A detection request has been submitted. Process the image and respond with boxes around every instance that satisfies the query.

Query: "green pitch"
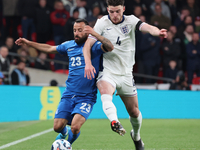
[0,119,199,150]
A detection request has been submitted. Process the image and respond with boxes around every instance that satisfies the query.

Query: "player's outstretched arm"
[83,38,96,80]
[15,38,57,53]
[140,23,168,38]
[83,26,114,80]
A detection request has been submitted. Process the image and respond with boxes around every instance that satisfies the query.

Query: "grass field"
[0,119,200,150]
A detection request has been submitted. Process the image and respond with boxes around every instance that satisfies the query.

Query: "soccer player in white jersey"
[83,0,168,149]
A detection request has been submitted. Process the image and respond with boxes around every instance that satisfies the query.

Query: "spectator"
[161,31,181,70]
[164,60,179,80]
[125,0,152,21]
[133,5,143,18]
[186,32,200,84]
[0,46,10,84]
[2,0,20,41]
[140,0,154,22]
[194,16,200,33]
[184,0,200,20]
[165,0,179,24]
[11,60,30,85]
[87,0,107,15]
[86,3,101,27]
[177,15,194,38]
[64,8,79,41]
[140,31,161,83]
[169,25,182,44]
[17,44,38,64]
[182,24,194,45]
[61,0,74,12]
[0,72,4,85]
[179,24,194,71]
[150,0,171,19]
[79,0,90,18]
[5,36,18,64]
[174,7,190,28]
[134,0,152,21]
[35,0,52,43]
[169,70,190,90]
[150,4,171,30]
[50,0,70,45]
[70,0,88,19]
[17,0,38,41]
[16,49,31,67]
[35,52,51,70]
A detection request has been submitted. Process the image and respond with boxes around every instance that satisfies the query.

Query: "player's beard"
[74,34,88,45]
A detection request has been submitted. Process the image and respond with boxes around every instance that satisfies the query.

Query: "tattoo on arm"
[102,37,113,51]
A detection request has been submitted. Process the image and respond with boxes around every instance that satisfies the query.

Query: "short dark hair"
[73,8,79,14]
[75,18,89,25]
[106,0,125,6]
[17,60,26,65]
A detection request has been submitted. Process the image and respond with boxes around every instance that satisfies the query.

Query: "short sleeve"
[129,15,140,30]
[91,41,104,56]
[56,41,70,55]
[93,18,104,35]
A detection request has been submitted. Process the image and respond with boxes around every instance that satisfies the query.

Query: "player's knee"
[53,123,64,132]
[99,88,108,94]
[71,124,81,134]
[129,107,140,118]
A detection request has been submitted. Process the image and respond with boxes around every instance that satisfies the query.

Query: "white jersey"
[93,15,142,75]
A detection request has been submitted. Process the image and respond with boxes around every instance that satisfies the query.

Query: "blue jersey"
[56,40,104,97]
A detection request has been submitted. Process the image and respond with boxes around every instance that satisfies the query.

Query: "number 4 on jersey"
[116,36,121,46]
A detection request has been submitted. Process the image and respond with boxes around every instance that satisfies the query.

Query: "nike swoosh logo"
[106,28,112,30]
[68,48,74,51]
[105,107,112,110]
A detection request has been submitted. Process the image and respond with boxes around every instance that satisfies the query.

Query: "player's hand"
[84,63,96,80]
[84,25,95,35]
[159,29,168,38]
[15,37,29,46]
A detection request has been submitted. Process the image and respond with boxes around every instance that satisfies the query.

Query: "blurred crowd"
[0,0,200,86]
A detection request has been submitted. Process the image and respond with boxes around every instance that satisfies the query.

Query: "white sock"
[101,94,119,122]
[130,112,142,141]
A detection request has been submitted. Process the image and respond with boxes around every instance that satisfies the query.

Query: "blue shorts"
[54,95,96,125]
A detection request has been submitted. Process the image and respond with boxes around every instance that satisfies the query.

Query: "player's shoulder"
[60,40,75,46]
[58,40,76,48]
[96,15,110,24]
[99,15,109,21]
[124,15,140,23]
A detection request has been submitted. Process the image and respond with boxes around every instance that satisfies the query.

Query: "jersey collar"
[108,15,125,24]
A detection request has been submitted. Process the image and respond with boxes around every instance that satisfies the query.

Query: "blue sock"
[59,126,67,135]
[67,130,80,144]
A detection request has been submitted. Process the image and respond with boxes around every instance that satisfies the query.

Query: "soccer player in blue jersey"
[15,18,113,145]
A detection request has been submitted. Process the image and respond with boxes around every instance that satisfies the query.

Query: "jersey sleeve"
[129,15,141,30]
[56,41,70,55]
[93,18,104,35]
[91,41,104,56]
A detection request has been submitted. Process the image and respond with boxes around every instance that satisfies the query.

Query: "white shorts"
[97,70,137,96]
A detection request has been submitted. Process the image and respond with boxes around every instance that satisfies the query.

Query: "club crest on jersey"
[120,25,129,34]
